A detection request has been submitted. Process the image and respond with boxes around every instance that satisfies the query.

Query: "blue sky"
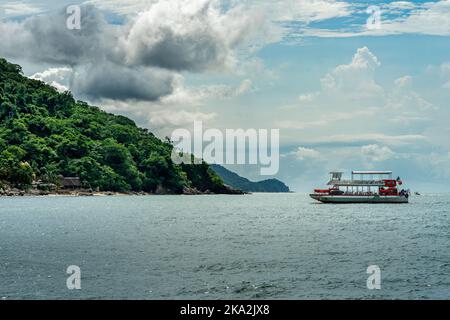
[1,0,450,191]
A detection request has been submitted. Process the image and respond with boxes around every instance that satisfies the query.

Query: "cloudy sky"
[1,0,450,191]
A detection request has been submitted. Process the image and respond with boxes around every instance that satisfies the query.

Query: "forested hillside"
[0,58,232,194]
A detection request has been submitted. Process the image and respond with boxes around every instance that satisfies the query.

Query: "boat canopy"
[327,170,394,186]
[352,171,392,175]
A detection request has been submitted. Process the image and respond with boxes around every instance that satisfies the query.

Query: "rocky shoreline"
[0,185,245,197]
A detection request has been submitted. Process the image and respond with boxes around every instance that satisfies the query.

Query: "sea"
[0,193,449,300]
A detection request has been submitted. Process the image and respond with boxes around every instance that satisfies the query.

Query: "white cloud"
[30,67,73,92]
[318,47,384,102]
[305,133,427,147]
[148,109,217,127]
[269,0,352,23]
[84,0,156,14]
[295,147,321,160]
[198,78,254,98]
[117,0,269,72]
[89,0,353,24]
[386,1,418,11]
[0,1,43,18]
[276,47,386,132]
[1,1,263,104]
[276,119,328,129]
[441,62,450,76]
[298,92,318,104]
[361,144,395,162]
[96,98,218,138]
[301,0,450,37]
[394,75,413,89]
[387,75,436,113]
[160,76,253,107]
[94,74,252,137]
[86,0,355,45]
[380,0,450,36]
[276,48,437,151]
[275,108,378,129]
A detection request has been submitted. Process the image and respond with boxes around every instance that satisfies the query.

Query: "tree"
[10,162,34,185]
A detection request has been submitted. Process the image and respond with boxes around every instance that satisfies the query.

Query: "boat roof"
[326,170,395,186]
[352,171,392,175]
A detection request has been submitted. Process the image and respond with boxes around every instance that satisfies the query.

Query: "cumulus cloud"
[30,67,73,92]
[2,2,256,71]
[276,47,437,147]
[264,0,352,23]
[383,75,436,128]
[148,109,217,127]
[320,47,383,99]
[361,144,395,162]
[88,0,353,28]
[298,92,318,104]
[194,79,253,100]
[0,1,43,18]
[379,0,450,36]
[119,0,266,72]
[0,1,263,103]
[300,0,450,37]
[0,6,114,65]
[84,0,156,14]
[94,74,251,137]
[153,76,253,108]
[295,147,321,160]
[276,47,390,138]
[386,1,418,11]
[388,75,436,112]
[71,62,175,101]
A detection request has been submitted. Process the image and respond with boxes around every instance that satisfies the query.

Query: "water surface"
[0,193,449,299]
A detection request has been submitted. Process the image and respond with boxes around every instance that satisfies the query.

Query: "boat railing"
[327,179,386,186]
[343,191,378,196]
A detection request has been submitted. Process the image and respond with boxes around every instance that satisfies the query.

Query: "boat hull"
[309,194,409,204]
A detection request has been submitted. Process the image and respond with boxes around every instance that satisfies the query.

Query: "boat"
[310,171,410,204]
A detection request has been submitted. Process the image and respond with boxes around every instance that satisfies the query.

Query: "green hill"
[211,165,290,193]
[0,58,237,194]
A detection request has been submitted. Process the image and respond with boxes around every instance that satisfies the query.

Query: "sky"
[0,0,449,192]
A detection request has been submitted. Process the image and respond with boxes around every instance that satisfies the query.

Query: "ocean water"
[0,193,449,300]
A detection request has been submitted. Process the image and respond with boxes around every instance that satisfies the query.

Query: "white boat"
[310,171,409,204]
